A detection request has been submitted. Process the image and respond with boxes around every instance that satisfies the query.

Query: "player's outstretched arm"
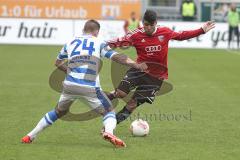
[55,59,67,73]
[111,53,147,72]
[171,21,215,41]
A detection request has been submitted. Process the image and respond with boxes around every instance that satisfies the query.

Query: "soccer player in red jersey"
[106,10,215,124]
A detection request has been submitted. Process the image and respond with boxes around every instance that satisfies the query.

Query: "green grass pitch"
[0,45,240,160]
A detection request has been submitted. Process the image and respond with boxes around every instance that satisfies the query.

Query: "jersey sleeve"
[107,32,133,48]
[100,42,117,59]
[57,44,68,60]
[170,28,205,41]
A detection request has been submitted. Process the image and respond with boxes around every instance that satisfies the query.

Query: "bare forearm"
[57,64,67,73]
[111,53,138,69]
[55,59,67,73]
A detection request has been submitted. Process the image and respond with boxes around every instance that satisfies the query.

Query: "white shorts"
[57,83,113,113]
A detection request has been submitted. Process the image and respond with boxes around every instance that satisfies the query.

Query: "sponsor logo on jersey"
[145,45,162,52]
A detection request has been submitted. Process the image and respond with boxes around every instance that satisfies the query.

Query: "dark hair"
[143,10,157,24]
[83,19,100,33]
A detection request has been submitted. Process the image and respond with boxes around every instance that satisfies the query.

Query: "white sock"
[103,112,116,135]
[27,110,58,139]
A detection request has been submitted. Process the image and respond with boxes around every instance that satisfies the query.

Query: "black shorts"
[117,68,163,105]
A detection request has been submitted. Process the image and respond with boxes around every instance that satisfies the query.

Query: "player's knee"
[115,89,127,98]
[126,99,137,112]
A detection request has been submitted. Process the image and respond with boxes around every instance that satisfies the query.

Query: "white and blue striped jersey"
[57,35,117,88]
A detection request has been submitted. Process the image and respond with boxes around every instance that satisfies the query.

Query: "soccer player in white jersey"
[21,19,147,148]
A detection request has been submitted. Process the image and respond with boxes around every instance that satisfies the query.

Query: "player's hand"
[135,62,148,72]
[201,21,215,33]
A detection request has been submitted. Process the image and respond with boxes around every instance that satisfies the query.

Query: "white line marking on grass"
[225,49,240,55]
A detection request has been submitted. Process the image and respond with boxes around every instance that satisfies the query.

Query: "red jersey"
[108,26,205,79]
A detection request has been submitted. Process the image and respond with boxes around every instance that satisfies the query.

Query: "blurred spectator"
[227,4,239,49]
[223,3,230,16]
[213,3,229,22]
[180,0,197,21]
[124,12,140,34]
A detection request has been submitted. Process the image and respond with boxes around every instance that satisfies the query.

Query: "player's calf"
[21,109,58,143]
[116,99,137,124]
[116,93,155,124]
